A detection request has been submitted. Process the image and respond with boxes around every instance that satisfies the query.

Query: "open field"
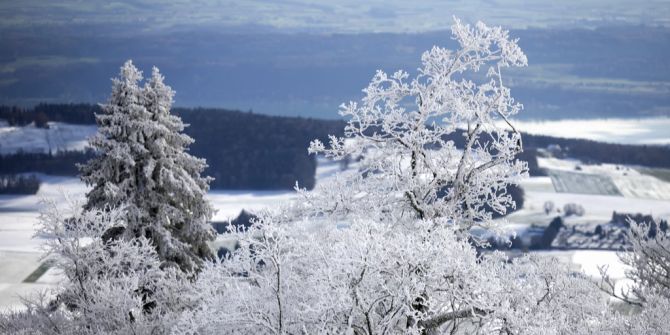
[539,157,670,201]
[0,122,96,155]
[509,118,670,145]
[548,170,621,196]
[519,189,670,222]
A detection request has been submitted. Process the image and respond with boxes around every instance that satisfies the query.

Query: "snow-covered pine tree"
[80,61,215,272]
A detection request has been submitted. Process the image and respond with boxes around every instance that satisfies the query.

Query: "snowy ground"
[533,249,633,298]
[0,121,96,155]
[520,190,670,222]
[0,176,87,310]
[504,157,670,298]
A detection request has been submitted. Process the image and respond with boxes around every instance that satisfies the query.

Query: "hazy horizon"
[1,1,669,120]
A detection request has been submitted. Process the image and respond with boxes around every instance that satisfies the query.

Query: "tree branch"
[417,307,489,330]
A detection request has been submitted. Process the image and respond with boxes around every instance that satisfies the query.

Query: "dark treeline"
[611,211,668,237]
[173,108,344,190]
[0,174,41,195]
[2,103,670,189]
[0,150,96,176]
[0,103,99,126]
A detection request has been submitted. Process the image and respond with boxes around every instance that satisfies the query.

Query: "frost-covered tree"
[600,219,670,334]
[620,221,670,301]
[1,62,214,334]
[176,213,611,334]
[79,61,215,272]
[307,18,528,234]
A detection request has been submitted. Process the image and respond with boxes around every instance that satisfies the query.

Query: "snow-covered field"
[517,157,670,223]
[538,157,670,201]
[548,170,621,196]
[507,117,670,145]
[0,154,330,310]
[0,121,96,155]
[0,176,85,310]
[516,187,670,226]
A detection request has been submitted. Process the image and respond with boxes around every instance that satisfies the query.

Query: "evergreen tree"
[80,61,215,272]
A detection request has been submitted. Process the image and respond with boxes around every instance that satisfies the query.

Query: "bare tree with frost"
[306,18,528,233]
[79,61,215,272]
